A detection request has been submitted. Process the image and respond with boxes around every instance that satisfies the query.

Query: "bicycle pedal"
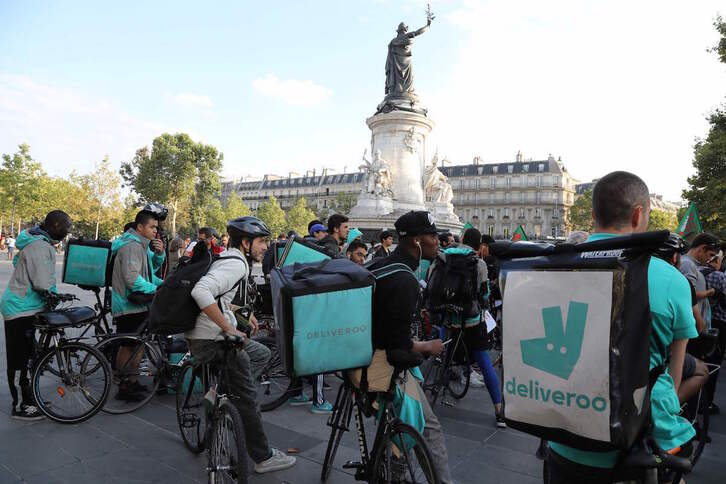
[342,460,363,470]
[442,399,453,407]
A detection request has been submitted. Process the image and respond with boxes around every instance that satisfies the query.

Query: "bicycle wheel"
[96,335,162,414]
[177,360,208,454]
[321,385,353,482]
[446,340,470,400]
[33,342,111,424]
[208,399,248,484]
[421,355,444,407]
[254,337,293,412]
[371,421,440,484]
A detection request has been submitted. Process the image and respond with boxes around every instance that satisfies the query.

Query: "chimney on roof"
[548,154,555,162]
[516,150,523,162]
[473,156,481,165]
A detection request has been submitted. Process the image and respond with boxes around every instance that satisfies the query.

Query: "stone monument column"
[366,112,433,212]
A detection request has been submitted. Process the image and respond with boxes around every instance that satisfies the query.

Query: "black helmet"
[652,233,686,261]
[227,216,270,239]
[142,202,168,221]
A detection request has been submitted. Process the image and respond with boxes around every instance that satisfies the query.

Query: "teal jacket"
[110,229,163,317]
[1,228,58,320]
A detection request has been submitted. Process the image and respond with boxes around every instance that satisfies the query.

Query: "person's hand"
[427,339,444,356]
[249,313,259,337]
[151,239,164,254]
[226,328,247,341]
[707,288,716,297]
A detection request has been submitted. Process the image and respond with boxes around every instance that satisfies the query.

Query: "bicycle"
[321,349,440,484]
[94,320,191,413]
[175,337,248,483]
[31,292,112,423]
[421,324,471,407]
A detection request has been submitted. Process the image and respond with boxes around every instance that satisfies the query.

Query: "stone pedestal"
[426,201,460,225]
[366,111,434,212]
[349,193,393,218]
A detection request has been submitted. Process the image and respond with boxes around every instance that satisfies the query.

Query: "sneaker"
[11,404,44,421]
[495,410,507,429]
[469,372,486,388]
[311,400,334,414]
[254,448,296,474]
[287,394,312,406]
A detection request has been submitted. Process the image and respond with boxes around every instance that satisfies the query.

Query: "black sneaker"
[11,404,44,421]
[495,411,507,429]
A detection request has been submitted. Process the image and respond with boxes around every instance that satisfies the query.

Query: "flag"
[460,222,473,237]
[676,202,702,237]
[512,225,528,241]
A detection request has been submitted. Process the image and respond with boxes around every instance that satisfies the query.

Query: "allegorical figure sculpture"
[359,149,393,197]
[424,152,453,204]
[382,6,435,106]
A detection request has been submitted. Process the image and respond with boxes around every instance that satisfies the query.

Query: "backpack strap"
[209,255,247,311]
[370,262,417,282]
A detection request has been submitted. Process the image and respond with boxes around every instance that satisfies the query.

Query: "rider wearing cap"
[367,210,453,484]
[184,216,296,475]
[141,203,169,278]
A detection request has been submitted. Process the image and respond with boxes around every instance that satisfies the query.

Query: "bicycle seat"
[38,306,96,328]
[613,436,692,481]
[386,349,423,372]
[687,328,720,359]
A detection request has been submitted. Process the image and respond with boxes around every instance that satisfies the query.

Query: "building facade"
[222,153,579,239]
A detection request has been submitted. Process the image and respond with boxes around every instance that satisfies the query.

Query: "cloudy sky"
[1,0,724,200]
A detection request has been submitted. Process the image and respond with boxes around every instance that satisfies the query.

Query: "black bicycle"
[31,292,111,423]
[421,324,471,407]
[321,350,440,484]
[175,337,248,483]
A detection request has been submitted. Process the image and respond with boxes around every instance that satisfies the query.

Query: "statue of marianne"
[384,6,434,102]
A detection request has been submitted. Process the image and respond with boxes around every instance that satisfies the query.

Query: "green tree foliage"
[257,196,286,237]
[76,156,125,239]
[647,209,677,232]
[709,15,726,64]
[120,133,223,235]
[285,197,317,236]
[331,192,357,215]
[568,190,593,232]
[224,192,251,221]
[0,143,44,234]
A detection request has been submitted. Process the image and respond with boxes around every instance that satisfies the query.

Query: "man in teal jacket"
[111,210,163,400]
[1,210,72,420]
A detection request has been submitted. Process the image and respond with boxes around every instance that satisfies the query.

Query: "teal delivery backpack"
[277,236,331,268]
[270,258,375,377]
[62,238,112,288]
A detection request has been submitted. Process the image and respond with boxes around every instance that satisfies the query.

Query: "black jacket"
[317,234,342,258]
[369,246,421,352]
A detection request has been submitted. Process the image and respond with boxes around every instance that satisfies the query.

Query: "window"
[490,177,495,189]
[488,225,494,236]
[489,192,494,203]
[519,208,525,219]
[538,163,545,172]
[507,165,513,174]
[478,167,484,175]
[520,192,525,203]
[506,177,511,189]
[505,192,511,202]
[503,208,510,218]
[523,164,529,173]
[503,226,510,238]
[488,209,494,218]
[493,166,498,174]
[535,208,542,218]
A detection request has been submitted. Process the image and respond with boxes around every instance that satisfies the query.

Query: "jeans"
[187,337,272,463]
[410,376,454,484]
[544,447,615,484]
[473,350,502,405]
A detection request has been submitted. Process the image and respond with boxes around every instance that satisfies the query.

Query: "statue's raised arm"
[409,5,434,38]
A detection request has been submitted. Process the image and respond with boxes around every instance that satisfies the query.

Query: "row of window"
[449,175,568,190]
[458,207,562,220]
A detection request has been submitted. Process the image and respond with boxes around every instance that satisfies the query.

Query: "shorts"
[113,312,148,334]
[3,316,36,371]
[682,353,696,380]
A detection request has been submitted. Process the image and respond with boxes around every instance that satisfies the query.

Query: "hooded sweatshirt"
[111,229,163,317]
[1,227,58,320]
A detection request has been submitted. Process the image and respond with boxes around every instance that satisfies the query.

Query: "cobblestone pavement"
[0,260,723,483]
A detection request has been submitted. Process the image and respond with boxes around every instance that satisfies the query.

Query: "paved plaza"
[0,260,723,484]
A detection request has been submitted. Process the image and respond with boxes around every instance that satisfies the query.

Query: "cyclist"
[371,229,394,259]
[141,202,168,278]
[545,171,697,484]
[185,216,296,474]
[346,239,368,266]
[1,210,72,420]
[317,214,349,257]
[680,233,719,331]
[368,210,452,484]
[110,209,164,400]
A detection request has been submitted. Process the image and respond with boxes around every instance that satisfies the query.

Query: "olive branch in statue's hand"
[426,3,435,24]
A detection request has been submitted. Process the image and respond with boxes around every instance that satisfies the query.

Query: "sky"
[1,0,724,201]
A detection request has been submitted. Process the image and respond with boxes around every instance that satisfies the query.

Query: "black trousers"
[3,316,37,407]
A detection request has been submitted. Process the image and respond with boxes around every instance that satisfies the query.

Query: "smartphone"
[442,338,452,346]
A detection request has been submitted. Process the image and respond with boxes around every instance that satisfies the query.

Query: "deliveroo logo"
[520,301,588,380]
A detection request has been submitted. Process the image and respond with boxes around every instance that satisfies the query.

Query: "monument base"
[349,193,393,218]
[426,201,461,226]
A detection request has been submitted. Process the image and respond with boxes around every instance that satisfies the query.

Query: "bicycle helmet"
[652,232,686,262]
[227,216,271,239]
[141,202,168,221]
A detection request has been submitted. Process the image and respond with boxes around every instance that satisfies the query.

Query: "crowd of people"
[0,169,724,483]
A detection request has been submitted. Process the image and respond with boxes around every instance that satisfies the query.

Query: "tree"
[77,156,124,239]
[0,144,44,235]
[257,196,286,237]
[120,133,223,235]
[330,192,357,215]
[224,192,251,221]
[202,198,227,235]
[568,190,593,232]
[647,209,677,232]
[285,197,317,236]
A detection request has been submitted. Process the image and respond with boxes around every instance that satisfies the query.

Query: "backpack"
[497,231,670,452]
[148,252,245,335]
[425,251,481,318]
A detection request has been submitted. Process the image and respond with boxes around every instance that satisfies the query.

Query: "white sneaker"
[254,448,296,474]
[11,404,44,421]
[469,372,486,388]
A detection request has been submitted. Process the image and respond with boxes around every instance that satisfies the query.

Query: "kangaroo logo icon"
[520,301,588,380]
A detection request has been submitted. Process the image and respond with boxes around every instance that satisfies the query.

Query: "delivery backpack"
[495,230,670,452]
[148,252,245,335]
[425,251,481,318]
[62,238,112,288]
